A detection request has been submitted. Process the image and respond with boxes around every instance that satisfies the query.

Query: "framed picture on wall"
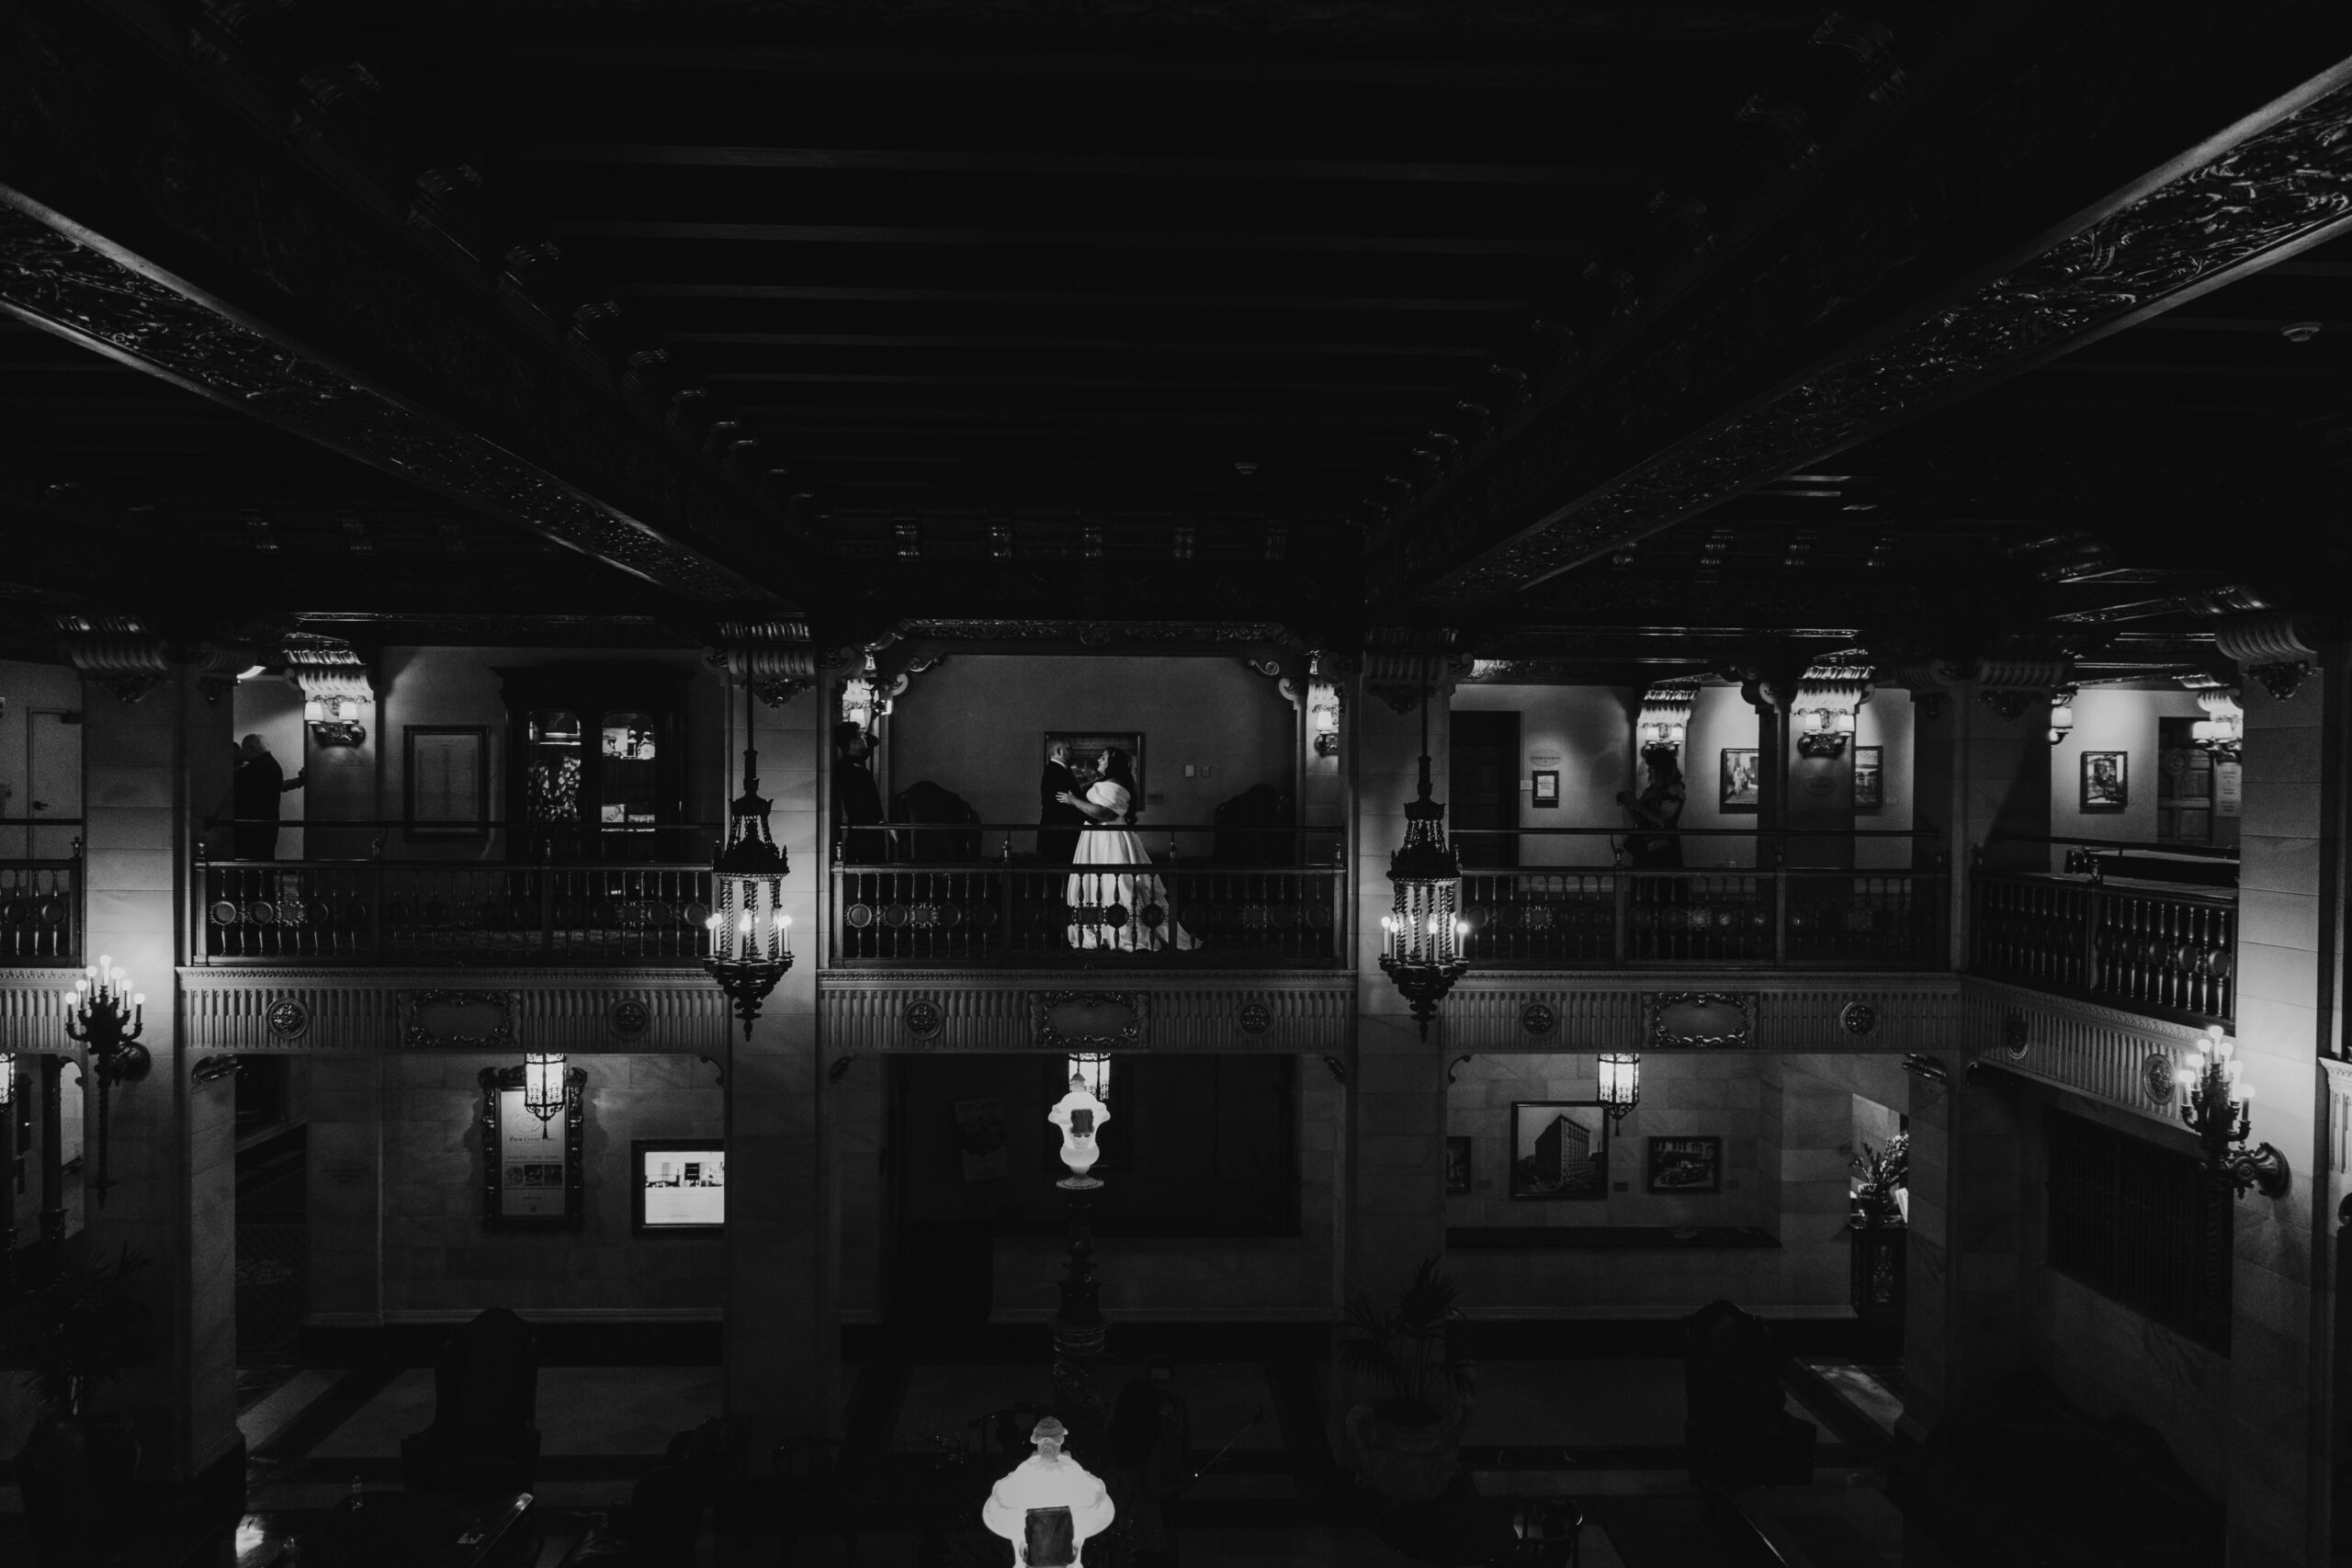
[479,1065,585,1231]
[1046,732,1146,809]
[1645,1136,1723,1194]
[1530,769,1560,808]
[1444,1135,1473,1194]
[1852,746,1884,809]
[633,1139,725,1233]
[1508,1101,1609,1201]
[1718,750,1761,814]
[405,726,490,840]
[2081,750,2129,812]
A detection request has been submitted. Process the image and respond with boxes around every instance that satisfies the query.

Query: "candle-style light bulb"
[132,993,145,1009]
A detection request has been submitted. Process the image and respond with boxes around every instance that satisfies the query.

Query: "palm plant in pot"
[1338,1255,1475,1503]
[4,1247,157,1555]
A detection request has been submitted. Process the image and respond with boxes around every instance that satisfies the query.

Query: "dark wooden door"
[1450,712,1519,869]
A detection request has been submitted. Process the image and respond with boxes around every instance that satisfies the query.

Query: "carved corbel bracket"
[711,619,818,708]
[61,630,172,705]
[2214,611,2321,700]
[282,643,374,739]
[1360,629,1468,715]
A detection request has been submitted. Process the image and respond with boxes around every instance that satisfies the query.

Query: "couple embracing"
[1038,741,1198,953]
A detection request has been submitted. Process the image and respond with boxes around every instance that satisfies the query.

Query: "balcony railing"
[195,860,715,964]
[1971,869,2235,1026]
[1458,868,1945,968]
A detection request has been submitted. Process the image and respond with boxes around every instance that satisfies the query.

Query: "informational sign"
[499,1088,568,1218]
[2214,761,2243,818]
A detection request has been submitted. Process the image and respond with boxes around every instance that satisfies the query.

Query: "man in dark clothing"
[1036,740,1085,864]
[832,722,887,862]
[232,734,306,860]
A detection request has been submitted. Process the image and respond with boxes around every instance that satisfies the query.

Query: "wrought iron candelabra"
[2177,1026,2288,1198]
[64,955,149,1208]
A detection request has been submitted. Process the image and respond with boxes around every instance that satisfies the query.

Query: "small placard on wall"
[1531,769,1560,807]
[2215,761,2243,818]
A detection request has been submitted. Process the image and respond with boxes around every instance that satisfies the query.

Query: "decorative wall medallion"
[1235,1001,1272,1036]
[2004,1014,2031,1060]
[1033,991,1146,1052]
[1838,1001,1878,1037]
[1645,992,1755,1049]
[2144,1054,2178,1106]
[608,998,651,1039]
[904,999,944,1039]
[265,998,310,1039]
[399,990,521,1050]
[1521,1002,1558,1037]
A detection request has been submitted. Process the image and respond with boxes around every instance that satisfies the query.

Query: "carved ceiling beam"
[1367,28,2352,608]
[0,1,787,612]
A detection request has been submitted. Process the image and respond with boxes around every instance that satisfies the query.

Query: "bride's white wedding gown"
[1064,781,1199,951]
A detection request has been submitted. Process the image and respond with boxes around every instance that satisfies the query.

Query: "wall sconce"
[1637,719,1688,752]
[304,694,368,748]
[2046,687,2076,747]
[1047,1073,1112,1190]
[1598,1054,1641,1123]
[2177,1027,2288,1197]
[1310,702,1340,758]
[66,955,148,1209]
[1636,680,1696,758]
[522,1050,567,1133]
[2190,689,2243,762]
[1794,705,1858,758]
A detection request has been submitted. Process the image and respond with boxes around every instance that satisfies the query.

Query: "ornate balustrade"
[0,859,80,964]
[830,863,1345,966]
[1971,872,2234,1026]
[195,860,714,964]
[1456,869,1943,970]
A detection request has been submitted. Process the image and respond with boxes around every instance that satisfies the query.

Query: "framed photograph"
[956,1096,1010,1184]
[1046,731,1146,809]
[1718,749,1761,814]
[1444,1135,1473,1194]
[1530,769,1560,808]
[1852,746,1883,809]
[1645,1135,1723,1195]
[406,726,489,840]
[633,1139,725,1233]
[2081,750,2129,812]
[479,1065,584,1231]
[1509,1101,1609,1201]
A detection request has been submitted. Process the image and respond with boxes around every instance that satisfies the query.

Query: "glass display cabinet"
[496,665,690,861]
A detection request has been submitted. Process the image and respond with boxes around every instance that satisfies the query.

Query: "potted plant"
[4,1247,157,1557]
[1338,1255,1475,1503]
[1851,1133,1910,1224]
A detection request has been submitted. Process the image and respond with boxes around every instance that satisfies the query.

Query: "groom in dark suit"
[1036,740,1085,863]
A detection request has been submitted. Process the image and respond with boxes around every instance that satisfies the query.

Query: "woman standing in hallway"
[1060,749,1197,952]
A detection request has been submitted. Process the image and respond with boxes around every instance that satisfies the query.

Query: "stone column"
[719,641,835,1456]
[70,647,241,1501]
[2214,615,2335,1567]
[1903,659,2057,966]
[1336,649,1453,1449]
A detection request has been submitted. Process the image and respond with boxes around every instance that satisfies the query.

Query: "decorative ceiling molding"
[894,618,1303,648]
[1372,53,2352,607]
[0,2,787,610]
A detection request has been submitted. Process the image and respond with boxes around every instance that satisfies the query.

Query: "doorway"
[1450,711,1519,869]
[26,708,81,861]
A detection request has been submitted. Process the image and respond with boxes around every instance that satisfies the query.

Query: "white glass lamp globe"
[1046,1075,1111,1190]
[981,1416,1115,1567]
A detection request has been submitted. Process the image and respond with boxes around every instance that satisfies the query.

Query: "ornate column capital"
[2211,610,2324,700]
[709,619,817,708]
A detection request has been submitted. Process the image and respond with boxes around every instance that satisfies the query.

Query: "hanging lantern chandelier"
[1379,693,1469,1038]
[522,1049,567,1133]
[1598,1054,1641,1123]
[705,672,794,1038]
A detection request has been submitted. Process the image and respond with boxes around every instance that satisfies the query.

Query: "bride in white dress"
[1059,749,1199,952]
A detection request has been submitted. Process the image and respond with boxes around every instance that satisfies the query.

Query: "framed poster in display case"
[1530,769,1560,808]
[405,726,489,840]
[1718,750,1760,814]
[1508,1101,1609,1201]
[2081,751,2129,812]
[633,1139,726,1233]
[479,1064,585,1230]
[1851,746,1883,809]
[1645,1135,1723,1194]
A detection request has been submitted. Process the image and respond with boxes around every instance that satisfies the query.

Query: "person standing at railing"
[1059,748,1197,952]
[1618,753,1686,870]
[1036,740,1086,864]
[832,722,887,863]
[232,733,307,861]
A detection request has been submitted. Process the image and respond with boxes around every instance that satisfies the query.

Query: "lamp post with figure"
[1046,1071,1112,1442]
